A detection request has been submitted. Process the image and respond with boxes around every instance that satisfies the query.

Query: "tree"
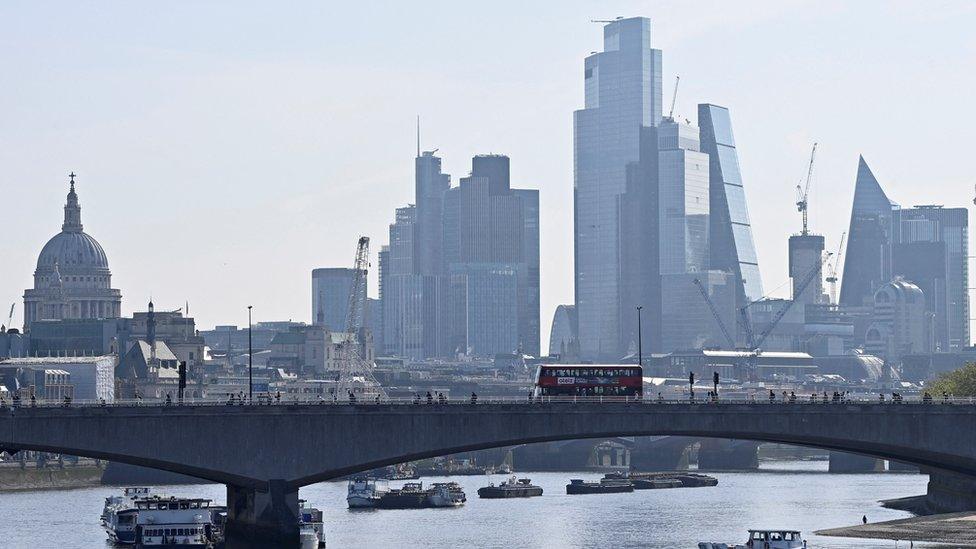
[926,363,976,397]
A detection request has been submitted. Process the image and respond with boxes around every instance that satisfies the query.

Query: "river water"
[0,461,940,548]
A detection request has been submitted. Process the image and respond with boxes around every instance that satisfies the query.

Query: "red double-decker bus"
[533,364,643,398]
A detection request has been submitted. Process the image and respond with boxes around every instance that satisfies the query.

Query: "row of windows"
[143,527,204,537]
[541,368,640,378]
[539,386,641,396]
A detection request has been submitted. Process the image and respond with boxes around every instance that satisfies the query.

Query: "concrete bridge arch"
[3,401,974,547]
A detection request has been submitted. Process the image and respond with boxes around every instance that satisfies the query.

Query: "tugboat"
[347,477,389,509]
[566,477,634,495]
[477,476,543,498]
[375,482,430,509]
[101,487,159,544]
[427,482,466,507]
[699,529,806,549]
[132,497,223,548]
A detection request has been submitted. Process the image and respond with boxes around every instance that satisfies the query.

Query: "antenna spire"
[416,115,421,157]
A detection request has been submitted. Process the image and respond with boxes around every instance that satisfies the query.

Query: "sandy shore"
[816,511,976,546]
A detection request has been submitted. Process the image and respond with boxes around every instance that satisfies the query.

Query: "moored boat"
[299,499,326,548]
[375,482,429,509]
[133,497,223,548]
[347,477,389,509]
[427,482,466,507]
[566,477,634,495]
[477,476,543,498]
[101,487,159,544]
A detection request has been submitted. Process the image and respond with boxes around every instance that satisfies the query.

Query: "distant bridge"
[2,399,975,547]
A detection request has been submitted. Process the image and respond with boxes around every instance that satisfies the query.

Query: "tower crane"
[795,142,818,235]
[667,76,680,121]
[825,232,846,305]
[692,278,736,349]
[692,251,832,380]
[6,303,14,330]
[335,236,386,400]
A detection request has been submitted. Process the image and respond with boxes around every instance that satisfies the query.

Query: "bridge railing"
[2,393,975,409]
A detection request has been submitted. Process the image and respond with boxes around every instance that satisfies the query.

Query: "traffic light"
[178,361,187,402]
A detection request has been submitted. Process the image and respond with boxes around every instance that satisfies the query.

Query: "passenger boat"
[101,487,158,544]
[565,477,634,495]
[699,529,806,549]
[477,476,543,498]
[427,482,466,507]
[375,482,429,509]
[133,497,223,548]
[298,499,326,548]
[347,477,389,508]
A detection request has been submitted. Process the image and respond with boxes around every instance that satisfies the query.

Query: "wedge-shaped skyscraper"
[839,156,897,307]
[698,104,764,306]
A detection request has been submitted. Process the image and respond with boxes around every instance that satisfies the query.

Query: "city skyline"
[2,2,975,345]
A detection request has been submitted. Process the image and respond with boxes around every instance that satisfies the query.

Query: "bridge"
[2,398,975,547]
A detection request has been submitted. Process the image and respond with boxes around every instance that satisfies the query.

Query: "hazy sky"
[2,1,974,347]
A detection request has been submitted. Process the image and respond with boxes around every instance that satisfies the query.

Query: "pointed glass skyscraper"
[839,156,898,307]
[698,104,764,305]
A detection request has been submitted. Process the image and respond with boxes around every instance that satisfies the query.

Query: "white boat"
[101,487,158,544]
[699,529,806,549]
[426,482,466,507]
[300,523,322,549]
[347,477,388,508]
[299,499,325,548]
[134,497,221,548]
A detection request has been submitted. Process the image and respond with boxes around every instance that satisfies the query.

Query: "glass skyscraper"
[839,156,897,307]
[574,17,662,361]
[311,268,356,331]
[698,104,764,305]
[893,205,969,351]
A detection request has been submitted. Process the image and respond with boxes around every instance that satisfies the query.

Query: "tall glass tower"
[839,156,897,307]
[698,104,764,305]
[574,17,662,361]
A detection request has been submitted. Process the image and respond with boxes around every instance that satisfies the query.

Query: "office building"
[789,234,826,306]
[892,206,969,351]
[440,155,539,357]
[548,305,579,357]
[839,157,897,307]
[311,268,356,331]
[864,278,932,363]
[448,263,519,357]
[698,104,764,305]
[414,151,451,276]
[574,17,662,361]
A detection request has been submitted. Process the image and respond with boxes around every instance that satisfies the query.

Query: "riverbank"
[816,511,976,546]
[0,463,104,491]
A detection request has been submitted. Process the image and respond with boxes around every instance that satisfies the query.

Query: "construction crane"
[335,237,386,400]
[825,232,846,305]
[667,75,680,121]
[794,142,818,235]
[590,17,624,23]
[692,278,736,349]
[693,251,831,380]
[5,303,14,331]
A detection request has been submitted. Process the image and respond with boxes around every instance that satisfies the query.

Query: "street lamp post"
[247,305,253,403]
[636,306,643,368]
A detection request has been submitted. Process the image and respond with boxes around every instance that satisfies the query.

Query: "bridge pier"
[225,480,300,549]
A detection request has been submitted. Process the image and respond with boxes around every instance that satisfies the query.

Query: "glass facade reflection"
[698,104,764,304]
[657,121,710,275]
[574,17,662,361]
[892,206,969,350]
[839,156,897,307]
